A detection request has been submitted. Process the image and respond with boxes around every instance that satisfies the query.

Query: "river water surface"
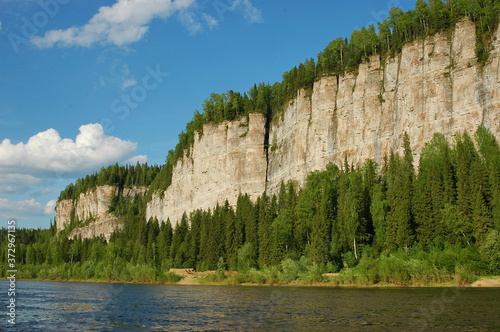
[1,280,499,331]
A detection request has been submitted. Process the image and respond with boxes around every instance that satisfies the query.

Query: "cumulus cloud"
[31,0,196,48]
[0,174,41,195]
[44,199,57,215]
[30,0,263,47]
[0,198,54,220]
[0,124,145,226]
[0,123,141,176]
[125,154,148,164]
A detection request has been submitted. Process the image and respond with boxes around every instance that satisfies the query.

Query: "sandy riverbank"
[470,276,500,287]
[19,276,500,287]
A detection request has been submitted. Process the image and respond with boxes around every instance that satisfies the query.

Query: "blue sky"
[0,0,415,229]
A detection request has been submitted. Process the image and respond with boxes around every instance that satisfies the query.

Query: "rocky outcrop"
[56,185,146,240]
[146,113,267,225]
[266,19,500,193]
[57,19,500,233]
[267,76,337,194]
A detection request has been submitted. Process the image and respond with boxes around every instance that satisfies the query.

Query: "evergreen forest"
[1,0,499,285]
[1,128,499,285]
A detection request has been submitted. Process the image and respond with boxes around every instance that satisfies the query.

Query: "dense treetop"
[58,163,161,201]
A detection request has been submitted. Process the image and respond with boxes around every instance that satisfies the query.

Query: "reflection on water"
[1,280,499,331]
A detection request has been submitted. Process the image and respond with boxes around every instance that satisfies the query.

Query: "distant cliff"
[56,185,146,240]
[57,19,500,237]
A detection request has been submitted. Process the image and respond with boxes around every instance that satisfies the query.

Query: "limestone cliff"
[57,19,500,233]
[266,19,499,193]
[56,185,146,240]
[145,113,268,224]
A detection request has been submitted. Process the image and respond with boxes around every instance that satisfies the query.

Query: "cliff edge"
[57,19,500,234]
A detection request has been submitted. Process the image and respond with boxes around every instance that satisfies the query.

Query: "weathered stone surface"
[55,185,146,240]
[267,19,500,194]
[69,212,124,241]
[267,76,337,194]
[57,19,500,235]
[146,113,267,225]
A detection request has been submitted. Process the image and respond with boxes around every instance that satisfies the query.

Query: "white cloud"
[0,198,53,220]
[231,0,263,23]
[29,0,262,48]
[178,9,203,35]
[44,199,57,215]
[203,14,218,30]
[125,154,148,164]
[122,78,138,89]
[0,124,145,226]
[0,123,142,176]
[0,21,3,32]
[31,0,196,48]
[0,174,42,195]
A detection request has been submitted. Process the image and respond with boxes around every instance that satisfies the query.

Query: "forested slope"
[3,0,499,284]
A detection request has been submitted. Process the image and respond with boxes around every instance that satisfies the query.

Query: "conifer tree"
[385,134,414,249]
[475,127,500,231]
[455,132,478,233]
[157,219,173,270]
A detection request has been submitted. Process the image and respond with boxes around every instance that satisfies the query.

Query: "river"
[1,280,499,331]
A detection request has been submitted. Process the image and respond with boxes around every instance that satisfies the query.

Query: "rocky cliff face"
[146,113,267,224]
[57,19,500,233]
[266,19,499,194]
[56,185,146,240]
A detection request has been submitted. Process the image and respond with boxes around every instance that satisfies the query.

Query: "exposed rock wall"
[57,19,500,233]
[266,19,500,194]
[56,185,146,240]
[146,113,268,225]
[266,76,337,193]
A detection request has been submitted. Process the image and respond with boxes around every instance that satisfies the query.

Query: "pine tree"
[455,132,478,235]
[187,210,202,269]
[223,201,238,270]
[475,127,500,231]
[257,193,275,267]
[170,213,189,267]
[385,135,415,250]
[236,194,258,257]
[470,159,493,245]
[414,133,455,246]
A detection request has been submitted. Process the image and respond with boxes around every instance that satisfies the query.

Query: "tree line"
[58,163,161,201]
[3,128,499,283]
[146,0,499,196]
